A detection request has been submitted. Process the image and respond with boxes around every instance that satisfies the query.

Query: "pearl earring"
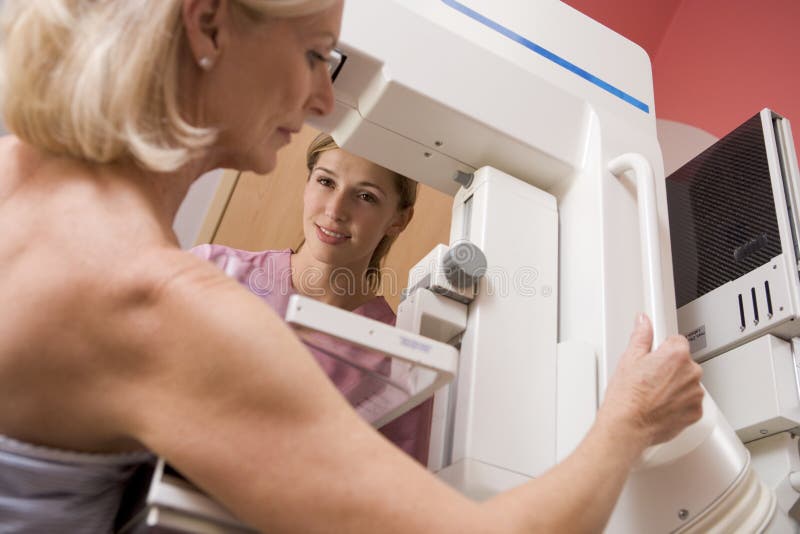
[198,56,213,71]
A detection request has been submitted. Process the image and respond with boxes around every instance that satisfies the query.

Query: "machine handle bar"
[608,153,717,470]
[608,153,666,348]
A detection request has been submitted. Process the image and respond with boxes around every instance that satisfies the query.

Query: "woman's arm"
[104,249,701,533]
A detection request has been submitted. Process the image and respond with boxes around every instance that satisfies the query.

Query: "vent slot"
[751,287,759,325]
[765,280,773,318]
[738,293,746,331]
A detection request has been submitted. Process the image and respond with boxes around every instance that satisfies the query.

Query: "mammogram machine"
[121,1,800,532]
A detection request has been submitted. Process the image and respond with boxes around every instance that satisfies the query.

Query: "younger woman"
[193,133,434,463]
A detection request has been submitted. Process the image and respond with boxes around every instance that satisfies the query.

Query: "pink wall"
[653,0,800,143]
[566,0,800,151]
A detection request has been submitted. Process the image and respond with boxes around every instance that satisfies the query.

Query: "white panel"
[678,259,799,363]
[703,335,800,443]
[447,167,558,479]
[556,340,597,462]
[747,433,800,523]
[396,288,468,345]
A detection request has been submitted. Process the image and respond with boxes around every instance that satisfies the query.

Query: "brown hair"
[306,133,417,292]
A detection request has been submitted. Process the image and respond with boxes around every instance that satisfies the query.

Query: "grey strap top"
[0,434,154,533]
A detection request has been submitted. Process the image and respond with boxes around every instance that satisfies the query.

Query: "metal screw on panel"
[678,509,689,521]
[434,140,443,147]
[424,152,432,158]
[739,325,746,332]
[761,429,769,435]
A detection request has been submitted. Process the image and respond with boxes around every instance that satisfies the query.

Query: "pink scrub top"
[191,245,433,465]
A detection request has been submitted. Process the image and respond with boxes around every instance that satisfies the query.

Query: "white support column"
[434,166,559,497]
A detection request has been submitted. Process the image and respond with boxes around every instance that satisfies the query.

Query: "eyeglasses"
[327,49,346,82]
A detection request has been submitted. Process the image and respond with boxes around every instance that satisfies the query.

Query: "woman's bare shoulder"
[0,237,320,457]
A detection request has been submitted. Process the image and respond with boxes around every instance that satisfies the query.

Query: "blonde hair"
[306,133,418,292]
[0,0,335,172]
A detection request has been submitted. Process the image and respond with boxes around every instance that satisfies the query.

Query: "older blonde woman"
[0,0,703,532]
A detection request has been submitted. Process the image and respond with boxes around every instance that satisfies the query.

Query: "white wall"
[173,170,224,249]
[656,119,718,176]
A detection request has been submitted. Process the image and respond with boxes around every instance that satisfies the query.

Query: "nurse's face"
[303,149,411,270]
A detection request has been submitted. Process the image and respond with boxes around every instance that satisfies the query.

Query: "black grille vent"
[667,113,781,308]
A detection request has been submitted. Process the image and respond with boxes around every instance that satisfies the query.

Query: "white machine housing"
[311,1,779,532]
[312,0,669,413]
